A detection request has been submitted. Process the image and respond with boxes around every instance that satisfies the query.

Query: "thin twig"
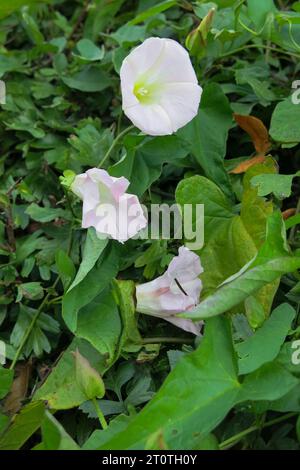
[98,125,135,168]
[289,197,300,244]
[68,0,90,42]
[142,337,194,345]
[219,412,298,450]
[92,398,108,429]
[220,44,300,59]
[9,276,60,370]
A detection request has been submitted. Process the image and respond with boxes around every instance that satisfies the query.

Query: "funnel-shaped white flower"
[72,168,147,242]
[136,247,203,335]
[120,37,202,136]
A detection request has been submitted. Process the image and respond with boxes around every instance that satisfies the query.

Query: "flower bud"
[72,349,105,400]
[186,8,216,57]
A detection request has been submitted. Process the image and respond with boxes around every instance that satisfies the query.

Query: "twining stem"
[68,0,90,41]
[9,276,60,370]
[9,225,74,370]
[92,398,108,430]
[142,337,194,345]
[98,125,135,168]
[289,197,300,244]
[220,43,300,59]
[219,412,297,450]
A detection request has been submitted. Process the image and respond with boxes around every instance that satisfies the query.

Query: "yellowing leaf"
[230,155,267,174]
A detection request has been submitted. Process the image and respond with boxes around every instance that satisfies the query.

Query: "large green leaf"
[91,316,298,449]
[270,97,300,145]
[181,212,300,321]
[75,288,121,365]
[83,415,132,450]
[67,229,108,293]
[251,172,300,200]
[0,367,13,400]
[177,83,233,199]
[247,0,277,29]
[95,316,240,449]
[0,401,45,450]
[176,168,275,317]
[237,362,298,402]
[62,241,119,331]
[110,134,189,197]
[39,411,79,450]
[236,303,296,375]
[176,175,235,240]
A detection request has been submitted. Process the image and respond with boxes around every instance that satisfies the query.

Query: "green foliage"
[0,401,45,450]
[0,0,300,452]
[34,338,108,409]
[0,367,13,399]
[178,83,233,199]
[251,171,300,199]
[236,303,296,375]
[38,411,80,450]
[91,316,299,449]
[270,97,300,145]
[181,212,300,321]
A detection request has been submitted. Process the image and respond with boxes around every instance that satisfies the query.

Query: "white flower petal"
[72,173,99,213]
[150,38,198,84]
[120,38,166,110]
[168,246,203,282]
[124,103,173,136]
[117,193,147,241]
[120,60,140,109]
[165,316,203,336]
[121,37,166,78]
[159,82,202,132]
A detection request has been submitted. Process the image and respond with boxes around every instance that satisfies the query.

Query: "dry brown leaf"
[234,114,271,155]
[4,361,32,415]
[229,155,266,174]
[282,208,296,220]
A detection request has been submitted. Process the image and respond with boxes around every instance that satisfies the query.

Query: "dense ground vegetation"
[0,0,300,450]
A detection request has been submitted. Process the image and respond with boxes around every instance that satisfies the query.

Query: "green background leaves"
[0,0,300,452]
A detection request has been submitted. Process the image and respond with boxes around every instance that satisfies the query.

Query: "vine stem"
[68,0,90,42]
[98,125,135,168]
[142,337,194,344]
[289,197,300,244]
[92,398,108,430]
[9,225,74,370]
[219,412,297,450]
[220,44,300,59]
[9,276,60,370]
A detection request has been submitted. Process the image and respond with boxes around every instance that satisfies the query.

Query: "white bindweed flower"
[120,37,202,136]
[71,168,147,242]
[136,246,203,335]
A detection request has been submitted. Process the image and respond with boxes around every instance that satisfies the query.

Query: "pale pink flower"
[71,168,147,242]
[136,247,203,335]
